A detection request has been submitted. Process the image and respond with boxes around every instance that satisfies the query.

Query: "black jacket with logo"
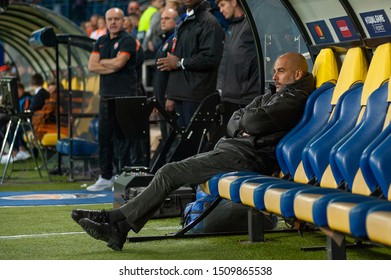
[165,0,224,102]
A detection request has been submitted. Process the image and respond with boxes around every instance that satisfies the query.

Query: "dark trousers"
[119,141,269,232]
[174,100,200,129]
[99,99,130,179]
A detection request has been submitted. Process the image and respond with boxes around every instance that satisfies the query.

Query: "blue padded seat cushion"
[328,195,387,237]
[226,175,264,202]
[294,188,346,226]
[279,185,314,217]
[252,180,299,210]
[56,138,99,157]
[207,171,259,197]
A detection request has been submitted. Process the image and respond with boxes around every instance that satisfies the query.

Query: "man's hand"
[157,53,180,71]
[165,99,175,112]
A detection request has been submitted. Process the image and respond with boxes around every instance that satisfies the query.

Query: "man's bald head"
[278,52,308,75]
[272,52,309,92]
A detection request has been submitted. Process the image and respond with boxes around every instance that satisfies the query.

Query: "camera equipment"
[0,76,19,115]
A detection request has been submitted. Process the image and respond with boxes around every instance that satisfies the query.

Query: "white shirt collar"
[186,9,194,18]
[34,86,42,95]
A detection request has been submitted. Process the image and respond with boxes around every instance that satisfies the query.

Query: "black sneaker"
[78,218,127,251]
[71,209,109,224]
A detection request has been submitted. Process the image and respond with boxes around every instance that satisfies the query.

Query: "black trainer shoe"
[71,209,109,224]
[78,218,127,251]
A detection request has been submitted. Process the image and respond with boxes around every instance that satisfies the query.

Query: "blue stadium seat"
[326,80,391,238]
[293,43,391,226]
[259,47,368,217]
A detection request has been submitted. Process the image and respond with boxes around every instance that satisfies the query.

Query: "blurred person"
[157,0,224,129]
[72,52,315,251]
[137,0,165,45]
[166,0,184,10]
[206,0,260,149]
[128,12,140,36]
[80,21,93,36]
[0,83,32,164]
[153,8,179,142]
[90,16,107,40]
[89,14,100,32]
[1,74,49,164]
[28,73,50,113]
[31,81,60,141]
[127,1,141,17]
[86,7,139,191]
[123,16,134,34]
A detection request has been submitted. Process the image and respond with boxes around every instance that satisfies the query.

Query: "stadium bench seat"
[292,43,391,227]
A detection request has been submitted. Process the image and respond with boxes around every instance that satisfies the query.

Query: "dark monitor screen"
[0,76,19,115]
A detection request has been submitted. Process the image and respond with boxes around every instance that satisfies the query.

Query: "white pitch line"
[0,226,181,240]
[0,232,85,240]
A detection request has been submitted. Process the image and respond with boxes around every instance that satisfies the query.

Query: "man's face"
[272,56,299,93]
[183,0,202,9]
[17,87,24,98]
[218,1,235,20]
[106,9,124,34]
[127,1,140,15]
[160,10,177,32]
[153,0,165,9]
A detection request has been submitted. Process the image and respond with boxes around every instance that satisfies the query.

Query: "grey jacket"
[217,15,260,105]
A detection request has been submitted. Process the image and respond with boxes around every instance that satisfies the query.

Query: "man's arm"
[88,52,116,75]
[226,95,276,137]
[100,52,131,71]
[88,52,130,74]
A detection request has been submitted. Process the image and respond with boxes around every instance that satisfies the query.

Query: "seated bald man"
[72,52,315,251]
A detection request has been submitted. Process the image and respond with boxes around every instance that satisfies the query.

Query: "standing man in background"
[137,0,165,46]
[207,0,260,149]
[157,0,224,130]
[153,8,179,143]
[87,7,138,191]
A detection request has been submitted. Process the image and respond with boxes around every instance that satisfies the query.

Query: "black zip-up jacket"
[154,30,175,107]
[165,0,224,102]
[217,73,315,174]
[217,15,260,105]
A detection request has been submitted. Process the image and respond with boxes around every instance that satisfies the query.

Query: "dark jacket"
[165,0,224,102]
[29,87,50,112]
[217,15,260,105]
[218,73,315,174]
[154,30,175,107]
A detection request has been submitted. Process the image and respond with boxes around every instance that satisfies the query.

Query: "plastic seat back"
[303,47,368,184]
[287,48,366,184]
[329,43,391,194]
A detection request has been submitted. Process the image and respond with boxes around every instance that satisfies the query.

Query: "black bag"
[181,188,277,234]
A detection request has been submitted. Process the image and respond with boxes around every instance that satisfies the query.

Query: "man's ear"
[295,69,304,80]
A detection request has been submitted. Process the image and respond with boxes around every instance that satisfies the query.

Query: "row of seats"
[199,43,391,259]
